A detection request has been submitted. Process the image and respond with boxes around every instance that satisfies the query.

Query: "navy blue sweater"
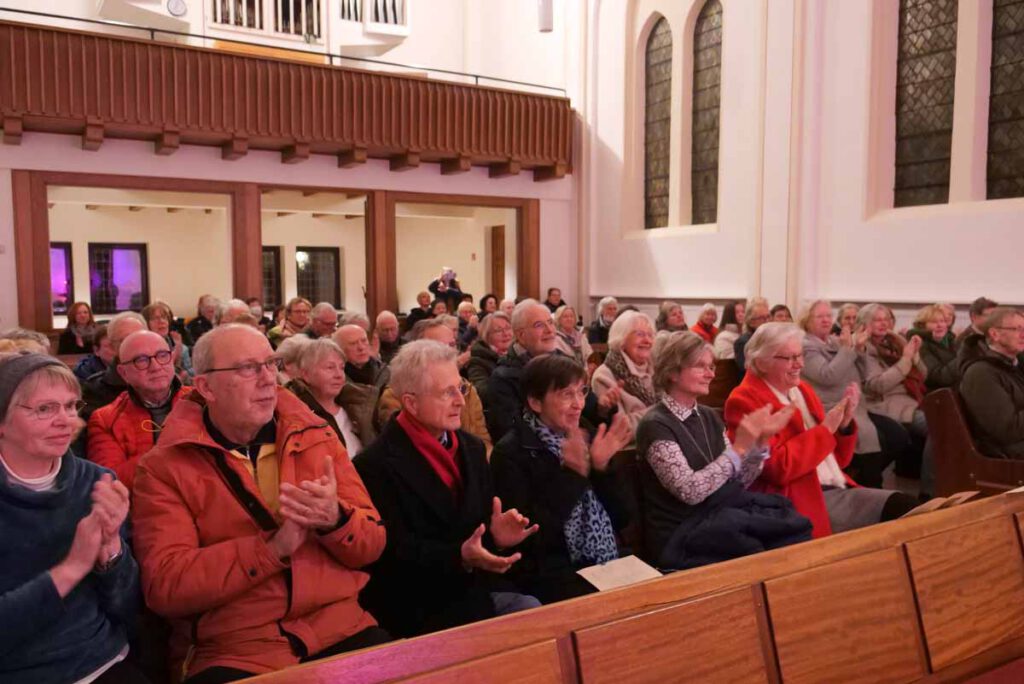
[0,454,140,684]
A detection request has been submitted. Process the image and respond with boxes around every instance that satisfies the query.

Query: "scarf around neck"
[397,409,462,494]
[603,348,657,406]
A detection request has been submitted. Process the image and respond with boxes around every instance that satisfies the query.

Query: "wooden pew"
[923,388,1024,496]
[249,493,1024,684]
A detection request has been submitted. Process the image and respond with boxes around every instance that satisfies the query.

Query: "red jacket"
[86,386,192,491]
[693,322,719,344]
[723,373,858,538]
[131,388,386,680]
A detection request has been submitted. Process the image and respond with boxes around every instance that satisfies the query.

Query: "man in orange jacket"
[132,324,389,683]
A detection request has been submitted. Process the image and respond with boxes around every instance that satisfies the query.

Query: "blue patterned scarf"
[523,411,619,567]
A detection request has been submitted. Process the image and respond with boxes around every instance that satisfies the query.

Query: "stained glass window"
[262,246,282,310]
[644,16,672,229]
[692,0,722,225]
[49,242,73,316]
[988,0,1024,199]
[295,246,340,307]
[88,243,149,314]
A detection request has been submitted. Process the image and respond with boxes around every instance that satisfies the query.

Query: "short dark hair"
[547,287,561,296]
[479,293,497,310]
[522,354,587,401]
[970,297,998,318]
[770,304,791,317]
[93,324,109,347]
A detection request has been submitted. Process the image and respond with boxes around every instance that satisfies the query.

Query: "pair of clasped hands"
[269,455,345,560]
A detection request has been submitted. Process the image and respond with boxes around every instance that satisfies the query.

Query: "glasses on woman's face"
[120,350,173,370]
[18,399,86,421]
[773,353,805,366]
[205,357,284,379]
[552,385,590,403]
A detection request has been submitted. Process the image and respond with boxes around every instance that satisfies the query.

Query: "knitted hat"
[0,353,65,424]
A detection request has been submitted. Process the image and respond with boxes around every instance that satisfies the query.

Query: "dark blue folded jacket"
[0,453,139,684]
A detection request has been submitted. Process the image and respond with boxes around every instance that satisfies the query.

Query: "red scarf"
[397,410,462,493]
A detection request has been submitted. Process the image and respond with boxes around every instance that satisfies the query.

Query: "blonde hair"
[798,299,832,332]
[913,304,947,330]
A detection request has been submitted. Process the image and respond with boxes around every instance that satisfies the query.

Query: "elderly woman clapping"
[592,311,657,430]
[0,353,142,682]
[636,332,810,569]
[725,323,915,538]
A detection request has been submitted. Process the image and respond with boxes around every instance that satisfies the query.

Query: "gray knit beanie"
[0,353,65,424]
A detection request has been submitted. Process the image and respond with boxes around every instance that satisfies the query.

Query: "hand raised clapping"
[489,496,539,550]
[588,413,633,472]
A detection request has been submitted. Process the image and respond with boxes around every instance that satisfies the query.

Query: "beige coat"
[857,340,928,424]
[591,359,655,431]
[801,334,879,454]
[374,383,493,457]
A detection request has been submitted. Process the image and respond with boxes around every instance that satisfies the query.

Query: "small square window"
[88,243,150,314]
[295,246,340,307]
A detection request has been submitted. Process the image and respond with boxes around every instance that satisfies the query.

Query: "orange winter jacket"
[131,388,386,680]
[86,385,191,491]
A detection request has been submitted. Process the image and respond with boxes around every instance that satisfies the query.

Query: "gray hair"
[192,323,267,374]
[597,296,618,318]
[297,337,346,372]
[652,331,713,393]
[856,303,893,329]
[511,299,544,331]
[437,314,459,331]
[980,306,1024,337]
[744,322,805,373]
[339,311,369,329]
[0,327,50,349]
[798,299,832,332]
[607,310,654,351]
[478,311,512,342]
[276,335,313,369]
[457,301,476,315]
[375,310,398,326]
[107,312,147,353]
[311,302,338,318]
[214,298,250,326]
[389,340,457,397]
[409,318,451,341]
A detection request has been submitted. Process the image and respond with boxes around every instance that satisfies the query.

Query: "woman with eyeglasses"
[86,330,191,492]
[0,352,143,683]
[591,311,657,430]
[491,354,633,603]
[285,338,365,457]
[142,300,194,382]
[636,332,810,569]
[466,312,514,396]
[725,323,916,539]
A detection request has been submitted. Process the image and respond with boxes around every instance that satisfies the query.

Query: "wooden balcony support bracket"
[82,117,104,151]
[440,155,472,175]
[338,146,368,168]
[489,158,521,178]
[155,127,180,155]
[2,112,23,145]
[390,150,421,172]
[282,141,311,164]
[222,135,249,161]
[534,161,568,182]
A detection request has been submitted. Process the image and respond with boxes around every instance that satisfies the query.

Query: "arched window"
[691,0,722,225]
[894,0,957,207]
[644,16,672,229]
[988,0,1024,199]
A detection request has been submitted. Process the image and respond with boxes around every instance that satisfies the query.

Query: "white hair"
[107,311,147,353]
[597,296,618,318]
[193,323,268,374]
[389,340,457,397]
[375,310,398,326]
[297,337,345,372]
[607,310,654,351]
[744,322,805,373]
[479,311,512,342]
[511,299,544,331]
[276,335,313,368]
[310,302,338,319]
[214,298,250,326]
[339,311,370,329]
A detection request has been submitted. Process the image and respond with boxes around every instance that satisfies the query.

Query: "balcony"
[0,19,572,180]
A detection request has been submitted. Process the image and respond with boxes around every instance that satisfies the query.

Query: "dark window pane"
[262,246,282,309]
[88,243,149,314]
[49,242,73,316]
[988,0,1024,199]
[895,0,957,207]
[692,0,722,225]
[645,16,672,229]
[295,246,340,307]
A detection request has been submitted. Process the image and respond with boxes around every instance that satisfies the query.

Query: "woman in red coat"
[724,323,915,538]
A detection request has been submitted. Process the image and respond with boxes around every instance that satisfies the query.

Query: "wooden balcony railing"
[0,20,571,180]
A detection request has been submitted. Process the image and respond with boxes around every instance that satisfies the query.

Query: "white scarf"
[766,384,847,489]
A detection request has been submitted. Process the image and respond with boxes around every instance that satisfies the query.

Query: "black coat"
[57,329,93,355]
[587,320,610,345]
[490,420,631,603]
[185,316,213,346]
[354,418,510,638]
[466,340,500,396]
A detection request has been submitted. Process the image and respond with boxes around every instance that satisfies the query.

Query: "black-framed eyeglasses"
[17,399,86,421]
[119,350,173,370]
[204,357,283,378]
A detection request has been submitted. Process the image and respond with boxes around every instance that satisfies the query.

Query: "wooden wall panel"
[517,199,541,299]
[394,640,566,684]
[765,547,927,684]
[11,170,49,332]
[231,184,263,300]
[364,190,397,318]
[907,516,1024,671]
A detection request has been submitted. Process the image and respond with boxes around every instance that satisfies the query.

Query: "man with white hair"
[355,340,540,638]
[81,311,148,420]
[374,310,404,364]
[132,324,389,681]
[214,298,252,327]
[306,302,340,339]
[333,324,390,447]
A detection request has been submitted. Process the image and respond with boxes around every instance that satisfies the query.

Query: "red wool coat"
[723,373,858,538]
[86,386,192,491]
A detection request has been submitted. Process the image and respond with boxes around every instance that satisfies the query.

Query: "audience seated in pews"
[466,312,514,395]
[553,305,592,365]
[592,311,658,431]
[958,306,1024,459]
[405,291,433,333]
[544,287,567,314]
[800,300,907,489]
[81,313,147,421]
[428,267,464,314]
[131,324,389,682]
[354,341,541,638]
[692,303,719,344]
[58,301,97,355]
[376,319,492,456]
[491,354,633,603]
[374,311,404,364]
[856,303,930,482]
[306,302,340,339]
[908,304,960,392]
[0,352,142,684]
[266,297,312,349]
[636,332,810,569]
[587,296,619,345]
[87,330,190,491]
[186,294,218,344]
[725,323,916,538]
[655,301,688,333]
[73,324,114,381]
[957,296,998,345]
[285,337,367,457]
[830,303,859,336]
[0,328,51,355]
[712,299,745,360]
[733,297,770,379]
[142,301,194,381]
